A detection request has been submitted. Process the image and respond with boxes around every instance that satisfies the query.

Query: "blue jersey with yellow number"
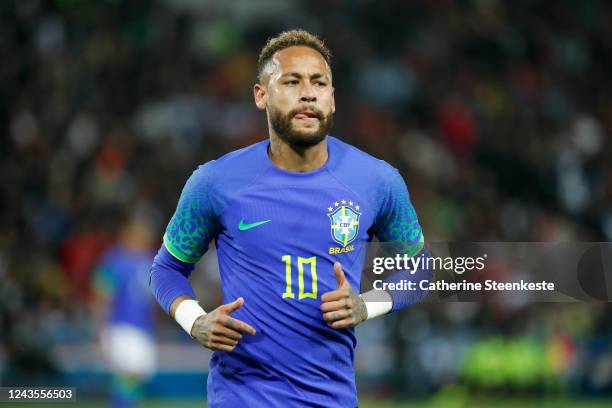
[163,136,424,408]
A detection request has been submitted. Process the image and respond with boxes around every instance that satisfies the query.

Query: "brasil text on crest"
[327,200,361,254]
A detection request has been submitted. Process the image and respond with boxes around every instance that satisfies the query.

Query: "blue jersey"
[163,136,424,407]
[96,245,155,333]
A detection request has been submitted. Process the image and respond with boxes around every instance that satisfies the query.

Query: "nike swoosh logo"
[238,218,271,231]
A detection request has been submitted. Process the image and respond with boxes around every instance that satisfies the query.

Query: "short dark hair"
[257,29,332,83]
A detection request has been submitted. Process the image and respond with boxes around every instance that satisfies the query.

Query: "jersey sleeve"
[372,165,424,256]
[163,162,220,263]
[372,165,429,313]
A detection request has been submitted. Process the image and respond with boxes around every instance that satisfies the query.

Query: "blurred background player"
[92,211,158,408]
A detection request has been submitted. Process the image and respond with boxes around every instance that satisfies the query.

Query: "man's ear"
[254,83,267,110]
[331,87,335,114]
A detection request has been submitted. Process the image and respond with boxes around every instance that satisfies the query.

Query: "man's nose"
[299,83,316,103]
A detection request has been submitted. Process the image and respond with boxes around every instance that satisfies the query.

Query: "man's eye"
[286,80,299,85]
[315,82,327,87]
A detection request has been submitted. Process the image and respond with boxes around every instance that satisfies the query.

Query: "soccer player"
[150,29,430,407]
[93,213,157,408]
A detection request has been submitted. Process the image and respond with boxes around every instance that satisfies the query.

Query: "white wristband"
[360,290,393,320]
[175,299,207,337]
[364,300,392,320]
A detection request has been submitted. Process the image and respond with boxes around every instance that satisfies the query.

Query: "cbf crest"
[327,200,361,251]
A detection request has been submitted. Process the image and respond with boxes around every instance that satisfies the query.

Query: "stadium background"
[1,0,612,406]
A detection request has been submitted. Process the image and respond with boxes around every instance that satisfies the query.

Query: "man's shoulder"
[205,139,267,169]
[329,136,397,180]
[192,139,267,177]
[216,139,268,165]
[189,139,269,199]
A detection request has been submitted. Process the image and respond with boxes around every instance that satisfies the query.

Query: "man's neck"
[268,133,328,172]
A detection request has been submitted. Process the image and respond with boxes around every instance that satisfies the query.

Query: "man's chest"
[217,183,375,258]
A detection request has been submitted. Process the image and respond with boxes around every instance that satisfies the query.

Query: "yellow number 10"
[282,255,318,300]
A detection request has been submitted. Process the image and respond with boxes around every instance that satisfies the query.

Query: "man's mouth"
[294,111,320,120]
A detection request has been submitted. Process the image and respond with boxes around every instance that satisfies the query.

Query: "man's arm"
[360,245,433,318]
[320,246,433,328]
[320,165,432,328]
[367,166,432,315]
[169,295,193,319]
[150,246,256,350]
[150,245,197,316]
[150,163,255,350]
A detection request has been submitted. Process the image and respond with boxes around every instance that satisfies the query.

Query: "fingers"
[203,319,249,352]
[321,289,346,303]
[320,268,365,330]
[323,308,350,322]
[321,291,354,326]
[219,297,257,335]
[223,297,244,313]
[322,264,349,302]
[333,262,345,288]
[209,334,238,347]
[213,325,243,341]
[191,298,257,353]
[222,316,256,335]
[320,298,352,313]
[209,343,237,352]
[328,317,354,329]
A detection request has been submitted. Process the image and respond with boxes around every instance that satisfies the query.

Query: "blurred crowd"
[1,0,612,398]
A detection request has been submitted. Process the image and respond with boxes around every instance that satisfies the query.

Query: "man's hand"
[320,262,368,329]
[191,297,256,352]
